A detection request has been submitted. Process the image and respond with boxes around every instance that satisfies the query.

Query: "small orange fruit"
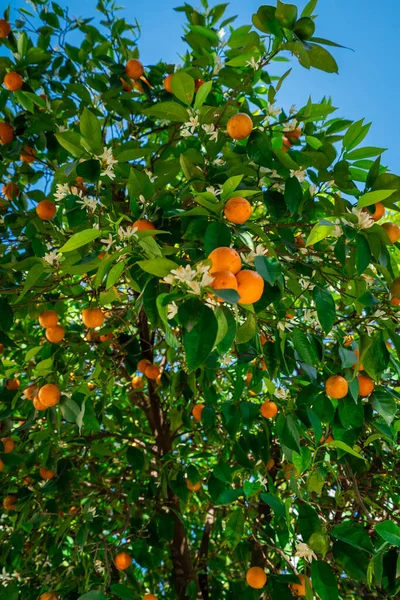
[358,374,374,397]
[192,404,204,422]
[260,333,267,345]
[285,127,302,140]
[114,551,132,570]
[131,375,144,389]
[391,296,400,306]
[195,78,204,91]
[87,382,95,390]
[224,196,252,224]
[208,247,242,275]
[40,467,55,480]
[352,349,364,371]
[282,136,292,151]
[36,200,56,220]
[227,113,253,140]
[38,310,58,328]
[266,458,275,470]
[0,458,4,472]
[132,218,156,231]
[6,378,20,391]
[289,574,311,597]
[319,433,334,444]
[0,122,14,144]
[3,494,17,510]
[144,364,160,379]
[137,359,151,373]
[38,383,61,407]
[24,384,38,400]
[20,146,36,163]
[186,479,201,492]
[325,375,348,399]
[164,73,174,93]
[125,59,144,79]
[45,325,65,344]
[39,594,58,600]
[382,222,400,244]
[246,566,267,589]
[4,72,23,91]
[33,395,48,411]
[2,182,20,200]
[363,202,385,222]
[0,19,11,38]
[1,437,15,453]
[143,595,158,600]
[236,270,264,304]
[260,400,278,418]
[210,270,238,301]
[81,308,105,328]
[245,371,253,384]
[99,332,113,343]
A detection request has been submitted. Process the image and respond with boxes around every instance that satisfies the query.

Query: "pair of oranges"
[208,246,264,305]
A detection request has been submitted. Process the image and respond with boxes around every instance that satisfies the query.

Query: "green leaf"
[313,286,336,333]
[301,0,318,17]
[254,256,282,285]
[236,314,256,344]
[204,222,231,255]
[17,263,45,302]
[306,221,335,246]
[343,119,370,151]
[372,389,397,426]
[0,299,14,332]
[331,523,374,553]
[282,414,301,453]
[260,493,286,517]
[284,176,303,213]
[310,561,339,600]
[56,131,85,158]
[225,509,245,548]
[194,80,212,110]
[375,521,400,547]
[60,398,81,423]
[144,101,190,122]
[76,159,101,182]
[110,584,134,600]
[307,44,339,73]
[179,300,218,370]
[247,130,273,168]
[59,230,101,253]
[328,440,365,460]
[357,189,395,208]
[356,233,371,275]
[170,71,195,106]
[347,146,386,161]
[221,175,243,197]
[106,261,125,289]
[80,108,102,145]
[276,0,298,29]
[292,328,318,366]
[137,258,178,277]
[78,592,107,600]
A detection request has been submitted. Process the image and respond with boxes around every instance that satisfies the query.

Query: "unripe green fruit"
[294,17,316,40]
[308,531,330,555]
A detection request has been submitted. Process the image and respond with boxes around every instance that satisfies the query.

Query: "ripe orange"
[186,479,201,492]
[289,574,311,597]
[363,202,385,222]
[391,296,400,306]
[39,310,58,328]
[260,400,278,418]
[227,113,253,140]
[285,127,302,140]
[125,59,144,79]
[343,336,353,347]
[36,200,57,220]
[145,364,160,379]
[266,458,275,470]
[4,72,23,91]
[224,196,252,224]
[40,467,55,480]
[45,325,65,343]
[114,551,132,570]
[192,404,204,422]
[132,218,156,231]
[282,136,292,151]
[164,73,174,93]
[137,359,151,373]
[143,595,158,600]
[390,277,400,299]
[245,371,253,384]
[382,222,400,244]
[33,395,48,411]
[87,382,95,390]
[195,78,204,91]
[0,122,14,144]
[236,270,264,304]
[3,494,17,510]
[38,383,61,407]
[260,333,267,345]
[0,19,11,38]
[210,270,238,301]
[325,375,348,399]
[1,437,15,453]
[120,76,133,91]
[39,594,58,600]
[246,566,267,589]
[131,375,145,389]
[208,247,242,275]
[358,374,374,397]
[352,349,364,371]
[20,146,36,163]
[6,378,20,390]
[81,308,105,328]
[0,458,4,472]
[99,332,113,342]
[2,182,20,200]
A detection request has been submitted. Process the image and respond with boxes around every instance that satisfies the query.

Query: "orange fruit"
[3,494,17,510]
[132,218,156,231]
[40,467,55,480]
[358,374,374,397]
[0,19,11,38]
[390,277,400,299]
[210,270,238,301]
[260,333,267,345]
[260,400,278,418]
[224,196,252,224]
[38,310,58,328]
[125,59,144,79]
[143,595,157,600]
[227,113,253,140]
[38,383,61,407]
[39,594,58,600]
[382,222,400,244]
[195,78,204,91]
[289,574,311,597]
[363,202,385,222]
[164,73,174,93]
[45,325,65,343]
[36,200,56,220]
[208,247,242,275]
[245,371,253,384]
[0,458,4,472]
[2,182,20,200]
[325,375,348,399]
[236,270,264,304]
[24,384,38,400]
[319,433,334,444]
[0,343,3,354]
[33,395,48,411]
[114,551,132,570]
[192,404,204,422]
[266,458,275,470]
[99,332,113,342]
[391,296,400,306]
[1,437,15,453]
[81,308,105,328]
[246,566,267,589]
[282,136,292,152]
[144,364,160,379]
[137,359,151,373]
[352,349,364,370]
[20,146,36,163]
[285,127,302,140]
[4,72,23,91]
[87,382,95,390]
[131,375,144,389]
[120,76,133,91]
[6,378,20,390]
[186,479,201,492]
[343,336,353,347]
[0,122,14,144]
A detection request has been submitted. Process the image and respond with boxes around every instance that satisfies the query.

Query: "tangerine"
[4,72,23,91]
[224,196,252,224]
[382,222,400,244]
[363,202,385,222]
[246,566,267,589]
[114,551,132,570]
[39,310,58,328]
[210,270,238,301]
[38,383,61,407]
[45,325,65,344]
[132,218,156,231]
[208,247,241,274]
[227,113,253,140]
[20,146,36,163]
[325,375,348,399]
[36,200,56,220]
[81,308,105,328]
[2,182,20,200]
[358,374,374,397]
[236,270,264,304]
[260,400,278,418]
[0,19,11,38]
[125,59,144,79]
[192,404,204,422]
[0,122,14,144]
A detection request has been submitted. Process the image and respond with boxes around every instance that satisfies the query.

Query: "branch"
[198,507,215,600]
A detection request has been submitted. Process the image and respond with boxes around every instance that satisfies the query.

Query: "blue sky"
[10,0,399,171]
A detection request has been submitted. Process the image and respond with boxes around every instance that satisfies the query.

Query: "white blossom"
[139,195,146,204]
[57,124,67,132]
[76,197,98,213]
[213,54,224,75]
[277,320,294,332]
[212,157,225,166]
[241,244,268,265]
[295,542,317,563]
[365,325,376,336]
[100,234,114,251]
[268,103,282,117]
[184,115,200,133]
[290,169,307,183]
[144,169,157,183]
[284,119,298,132]
[167,302,178,319]
[272,182,285,193]
[202,123,218,141]
[98,147,118,180]
[274,386,289,399]
[373,309,389,320]
[205,296,218,310]
[54,183,70,202]
[246,56,262,70]
[217,27,226,40]
[309,184,317,196]
[350,207,374,230]
[164,265,197,285]
[44,250,61,266]
[206,185,222,197]
[117,226,137,241]
[289,104,297,115]
[181,128,192,138]
[299,278,315,291]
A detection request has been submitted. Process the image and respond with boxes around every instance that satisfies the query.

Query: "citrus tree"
[1,0,400,599]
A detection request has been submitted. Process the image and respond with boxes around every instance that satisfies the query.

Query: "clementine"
[20,146,36,163]
[358,374,374,397]
[236,270,264,304]
[2,182,20,200]
[0,19,11,38]
[224,196,252,224]
[382,222,400,244]
[0,122,14,144]
[38,383,61,407]
[208,247,241,274]
[81,308,105,328]
[38,310,58,328]
[114,551,132,570]
[36,200,57,220]
[4,72,23,91]
[325,375,348,399]
[227,113,253,140]
[133,218,156,231]
[125,59,144,79]
[192,404,204,422]
[246,566,267,589]
[210,270,238,301]
[45,325,65,344]
[260,400,278,418]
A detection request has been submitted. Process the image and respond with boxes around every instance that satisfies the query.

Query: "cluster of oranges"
[208,246,264,304]
[39,310,65,344]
